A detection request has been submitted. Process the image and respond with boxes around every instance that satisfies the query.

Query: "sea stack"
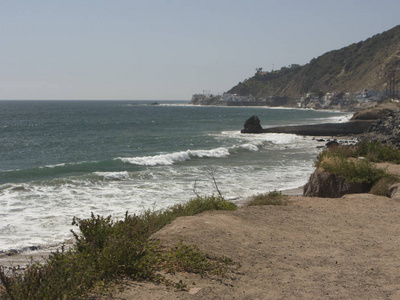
[241,115,264,133]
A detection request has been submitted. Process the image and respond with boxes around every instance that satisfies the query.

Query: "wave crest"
[117,147,232,166]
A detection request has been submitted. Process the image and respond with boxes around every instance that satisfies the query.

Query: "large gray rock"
[303,169,371,198]
[241,115,264,133]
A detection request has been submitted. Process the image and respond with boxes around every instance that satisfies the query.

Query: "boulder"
[389,183,400,201]
[303,169,371,198]
[325,140,339,148]
[241,115,264,133]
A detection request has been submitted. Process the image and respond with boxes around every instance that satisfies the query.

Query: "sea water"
[0,100,351,252]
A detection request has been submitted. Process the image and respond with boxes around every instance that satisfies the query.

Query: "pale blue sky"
[1,0,399,100]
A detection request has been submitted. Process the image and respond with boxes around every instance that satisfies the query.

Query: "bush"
[160,242,235,278]
[316,151,390,184]
[247,190,289,206]
[325,141,400,163]
[0,195,237,299]
[355,141,400,163]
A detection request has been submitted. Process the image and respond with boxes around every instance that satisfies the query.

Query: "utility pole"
[389,69,396,99]
[386,68,399,99]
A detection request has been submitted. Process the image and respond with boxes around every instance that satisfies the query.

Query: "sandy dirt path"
[98,194,400,299]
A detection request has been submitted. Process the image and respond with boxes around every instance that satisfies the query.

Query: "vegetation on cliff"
[228,25,400,104]
[305,141,400,198]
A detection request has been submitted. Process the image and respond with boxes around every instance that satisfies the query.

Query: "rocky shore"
[301,102,400,198]
[242,102,400,139]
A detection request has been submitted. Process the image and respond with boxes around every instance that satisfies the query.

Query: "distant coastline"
[189,92,387,112]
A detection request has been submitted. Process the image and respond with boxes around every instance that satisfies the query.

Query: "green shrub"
[316,151,390,184]
[247,190,289,206]
[0,248,99,300]
[355,141,400,163]
[325,141,400,163]
[160,242,235,278]
[0,195,237,299]
[142,195,236,234]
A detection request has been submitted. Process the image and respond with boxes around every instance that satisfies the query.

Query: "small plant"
[247,190,289,206]
[160,242,235,278]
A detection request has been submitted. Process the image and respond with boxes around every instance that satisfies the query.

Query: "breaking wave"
[117,147,231,166]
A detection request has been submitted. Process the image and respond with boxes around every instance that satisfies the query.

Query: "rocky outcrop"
[303,169,372,198]
[359,110,400,147]
[241,115,264,133]
[351,102,398,121]
[241,115,373,135]
[303,104,400,198]
[351,108,392,121]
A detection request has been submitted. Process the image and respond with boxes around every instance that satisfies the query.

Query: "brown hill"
[228,25,400,103]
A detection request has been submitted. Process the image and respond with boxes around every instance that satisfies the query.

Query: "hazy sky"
[1,0,399,100]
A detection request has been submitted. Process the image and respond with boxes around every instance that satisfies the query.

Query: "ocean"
[0,100,351,253]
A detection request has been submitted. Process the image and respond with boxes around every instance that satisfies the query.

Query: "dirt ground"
[99,193,400,300]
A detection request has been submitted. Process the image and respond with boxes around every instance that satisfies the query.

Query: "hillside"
[227,25,400,105]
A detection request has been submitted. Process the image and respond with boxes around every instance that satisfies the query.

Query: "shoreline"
[189,102,356,113]
[0,242,74,270]
[0,104,385,270]
[0,186,306,269]
[3,103,400,298]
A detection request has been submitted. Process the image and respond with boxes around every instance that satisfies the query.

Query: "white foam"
[0,149,319,252]
[312,113,353,123]
[261,133,299,144]
[220,131,301,145]
[117,147,230,166]
[239,143,259,151]
[93,171,130,180]
[41,163,66,169]
[0,130,323,252]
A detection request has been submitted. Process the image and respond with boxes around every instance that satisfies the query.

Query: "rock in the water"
[303,169,371,198]
[5,249,19,256]
[325,140,339,148]
[241,115,264,133]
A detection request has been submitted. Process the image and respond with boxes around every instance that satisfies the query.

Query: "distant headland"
[190,25,400,111]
